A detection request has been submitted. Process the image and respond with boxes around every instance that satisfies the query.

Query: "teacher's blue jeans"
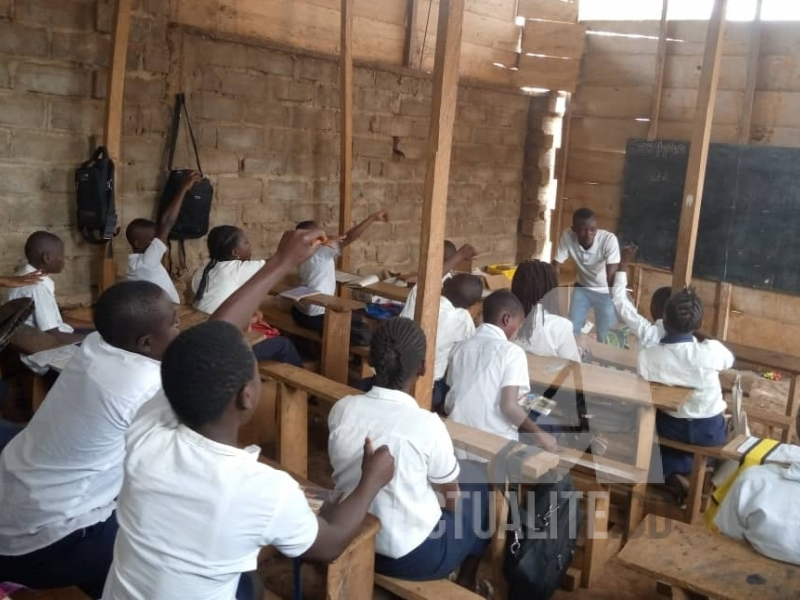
[568,285,618,343]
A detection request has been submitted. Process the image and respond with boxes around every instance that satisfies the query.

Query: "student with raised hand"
[328,317,489,591]
[511,259,581,361]
[103,228,395,600]
[192,225,303,366]
[0,280,180,598]
[611,244,671,348]
[125,171,201,303]
[553,208,620,343]
[8,231,88,344]
[637,288,734,503]
[446,291,558,454]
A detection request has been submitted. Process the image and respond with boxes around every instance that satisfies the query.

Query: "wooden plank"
[375,574,483,600]
[579,53,658,88]
[411,0,464,410]
[99,0,132,294]
[563,181,623,214]
[551,91,572,259]
[671,0,728,292]
[259,361,358,404]
[572,85,653,119]
[325,512,377,600]
[713,282,732,339]
[741,17,762,140]
[276,383,308,477]
[517,0,578,23]
[565,149,626,184]
[403,0,420,68]
[514,54,581,92]
[338,0,354,272]
[618,516,800,600]
[321,309,352,384]
[723,340,800,375]
[648,0,669,140]
[520,20,587,60]
[582,482,610,587]
[785,377,799,443]
[362,281,411,303]
[569,116,649,153]
[752,91,800,130]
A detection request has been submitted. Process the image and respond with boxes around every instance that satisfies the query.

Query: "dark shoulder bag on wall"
[75,146,119,244]
[159,93,213,241]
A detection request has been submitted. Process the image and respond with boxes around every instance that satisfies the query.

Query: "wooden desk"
[362,281,411,303]
[576,334,638,371]
[720,434,798,466]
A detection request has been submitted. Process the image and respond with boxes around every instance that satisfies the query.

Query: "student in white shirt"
[0,271,44,288]
[8,231,90,344]
[446,291,558,454]
[292,210,389,345]
[125,171,200,303]
[638,288,734,501]
[0,280,180,598]
[553,208,621,344]
[192,225,302,366]
[103,228,395,600]
[328,317,489,590]
[611,245,671,349]
[511,259,580,362]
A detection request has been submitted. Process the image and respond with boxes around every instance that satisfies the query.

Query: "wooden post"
[403,0,420,68]
[551,92,572,261]
[338,0,354,272]
[647,0,669,141]
[671,0,728,292]
[99,0,132,294]
[713,282,732,339]
[411,0,465,409]
[738,0,763,144]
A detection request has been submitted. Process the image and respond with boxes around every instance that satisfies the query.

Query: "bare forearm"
[156,186,191,242]
[342,215,377,246]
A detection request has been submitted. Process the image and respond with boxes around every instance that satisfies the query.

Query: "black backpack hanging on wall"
[159,93,213,240]
[75,146,119,244]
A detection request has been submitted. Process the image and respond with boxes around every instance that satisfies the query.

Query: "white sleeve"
[554,233,570,264]
[141,238,168,268]
[703,340,735,371]
[235,260,267,284]
[427,417,460,484]
[399,285,418,320]
[604,233,621,264]
[502,346,531,395]
[611,271,658,344]
[262,472,320,557]
[31,286,63,332]
[557,327,582,362]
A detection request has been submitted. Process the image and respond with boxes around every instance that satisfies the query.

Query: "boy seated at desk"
[292,210,389,346]
[611,245,671,349]
[125,171,201,303]
[8,231,91,344]
[637,288,734,504]
[445,290,558,454]
[102,231,395,599]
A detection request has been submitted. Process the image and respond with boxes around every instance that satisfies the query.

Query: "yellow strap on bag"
[705,438,780,531]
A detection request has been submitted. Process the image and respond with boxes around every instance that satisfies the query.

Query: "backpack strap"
[179,94,203,175]
[166,94,183,172]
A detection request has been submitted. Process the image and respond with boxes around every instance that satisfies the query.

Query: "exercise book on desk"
[278,286,320,302]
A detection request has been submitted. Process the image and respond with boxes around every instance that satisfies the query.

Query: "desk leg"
[628,406,656,537]
[325,522,376,600]
[785,376,800,443]
[321,309,351,384]
[491,487,509,600]
[582,483,610,588]
[276,383,308,478]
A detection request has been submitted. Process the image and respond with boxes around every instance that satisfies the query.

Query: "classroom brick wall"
[0,0,542,305]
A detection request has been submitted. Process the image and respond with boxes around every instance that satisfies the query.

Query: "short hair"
[194,225,244,304]
[296,220,316,230]
[161,321,256,430]
[370,318,427,390]
[482,290,524,325]
[651,286,672,318]
[572,208,596,224]
[94,280,170,349]
[448,273,483,308]
[443,240,457,263]
[24,231,62,263]
[125,218,155,245]
[511,260,560,340]
[664,287,704,334]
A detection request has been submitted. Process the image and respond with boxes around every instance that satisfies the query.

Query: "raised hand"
[273,228,328,268]
[0,271,44,288]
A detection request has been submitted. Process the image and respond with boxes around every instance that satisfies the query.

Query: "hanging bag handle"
[166,93,204,175]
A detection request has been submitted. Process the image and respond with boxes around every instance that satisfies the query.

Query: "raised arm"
[611,245,657,342]
[443,244,478,275]
[499,386,558,453]
[341,210,388,247]
[0,272,44,288]
[156,171,202,243]
[209,228,327,330]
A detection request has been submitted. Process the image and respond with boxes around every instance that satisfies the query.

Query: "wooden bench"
[375,574,483,600]
[618,516,800,600]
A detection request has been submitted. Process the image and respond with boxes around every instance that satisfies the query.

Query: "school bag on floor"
[75,146,118,244]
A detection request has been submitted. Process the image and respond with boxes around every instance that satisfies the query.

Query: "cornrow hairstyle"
[511,260,560,342]
[94,280,169,350]
[24,231,62,264]
[664,286,704,334]
[572,207,595,224]
[161,320,256,430]
[194,225,244,305]
[482,290,525,326]
[370,317,427,390]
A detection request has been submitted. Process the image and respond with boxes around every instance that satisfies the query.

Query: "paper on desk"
[21,344,80,375]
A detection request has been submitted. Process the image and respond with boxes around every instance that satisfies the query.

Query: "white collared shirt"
[515,306,581,362]
[0,332,161,555]
[611,271,665,348]
[328,386,460,559]
[399,272,453,321]
[126,238,180,303]
[554,229,620,292]
[638,338,734,419]
[714,462,800,566]
[102,394,318,600]
[445,324,531,457]
[430,297,476,381]
[296,244,340,316]
[191,259,266,314]
[7,263,73,333]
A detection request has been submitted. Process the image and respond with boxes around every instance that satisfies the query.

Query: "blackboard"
[617,139,800,295]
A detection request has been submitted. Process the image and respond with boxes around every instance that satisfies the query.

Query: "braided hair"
[664,287,704,334]
[161,320,256,430]
[370,317,427,390]
[511,260,560,342]
[194,225,244,305]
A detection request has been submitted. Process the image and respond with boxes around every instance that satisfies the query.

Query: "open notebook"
[301,485,342,514]
[278,286,320,302]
